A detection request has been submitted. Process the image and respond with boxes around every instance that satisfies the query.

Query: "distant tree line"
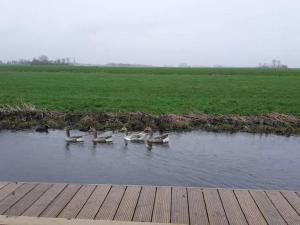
[258,59,288,69]
[3,55,75,65]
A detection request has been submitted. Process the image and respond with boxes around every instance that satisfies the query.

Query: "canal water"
[0,130,299,190]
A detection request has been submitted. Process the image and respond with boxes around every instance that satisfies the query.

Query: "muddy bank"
[0,105,300,135]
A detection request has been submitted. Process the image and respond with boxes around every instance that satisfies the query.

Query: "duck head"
[89,128,97,138]
[120,126,128,135]
[144,127,153,134]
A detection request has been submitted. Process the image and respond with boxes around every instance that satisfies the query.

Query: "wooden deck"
[0,181,300,225]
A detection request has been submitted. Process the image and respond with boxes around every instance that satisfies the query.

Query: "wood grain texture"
[40,184,82,218]
[0,182,23,202]
[133,186,156,223]
[218,189,247,225]
[152,186,171,223]
[187,188,209,225]
[203,188,228,225]
[6,183,52,216]
[114,186,141,221]
[234,189,267,225]
[171,187,189,225]
[250,190,286,225]
[266,191,300,225]
[95,185,126,220]
[77,185,111,219]
[281,191,300,216]
[58,185,96,219]
[0,183,37,214]
[22,183,67,217]
[0,181,300,225]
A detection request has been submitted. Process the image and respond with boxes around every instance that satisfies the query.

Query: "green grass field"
[0,65,300,115]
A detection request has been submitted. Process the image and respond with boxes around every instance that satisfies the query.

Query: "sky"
[0,0,300,67]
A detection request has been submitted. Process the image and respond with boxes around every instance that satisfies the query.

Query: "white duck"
[90,128,113,143]
[121,127,146,143]
[144,127,169,144]
[65,128,84,143]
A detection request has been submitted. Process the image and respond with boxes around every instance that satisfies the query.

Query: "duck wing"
[154,134,168,140]
[70,135,83,139]
[99,131,113,138]
[129,132,142,138]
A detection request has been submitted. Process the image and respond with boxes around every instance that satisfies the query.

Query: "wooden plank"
[0,183,37,214]
[41,184,82,218]
[0,182,23,202]
[0,182,8,190]
[171,187,189,225]
[281,191,300,215]
[0,215,177,225]
[250,190,286,225]
[187,188,209,225]
[114,186,141,221]
[234,189,266,225]
[133,186,156,223]
[218,189,247,225]
[203,188,228,225]
[22,183,67,217]
[77,185,111,219]
[58,185,96,219]
[6,183,52,216]
[267,190,300,225]
[152,186,171,223]
[95,185,126,220]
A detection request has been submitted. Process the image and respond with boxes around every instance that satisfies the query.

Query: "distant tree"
[178,63,189,67]
[54,58,61,64]
[0,60,3,64]
[38,55,49,64]
[272,59,277,68]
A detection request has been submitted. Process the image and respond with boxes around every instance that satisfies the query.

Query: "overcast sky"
[0,0,299,67]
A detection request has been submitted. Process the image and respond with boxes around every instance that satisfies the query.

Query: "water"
[0,130,299,190]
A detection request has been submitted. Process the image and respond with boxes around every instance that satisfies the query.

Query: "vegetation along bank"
[0,66,300,135]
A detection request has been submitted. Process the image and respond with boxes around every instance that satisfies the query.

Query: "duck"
[121,127,146,143]
[90,128,113,143]
[144,127,169,144]
[65,127,84,143]
[35,125,49,133]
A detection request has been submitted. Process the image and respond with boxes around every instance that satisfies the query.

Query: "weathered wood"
[0,182,23,202]
[77,185,111,219]
[0,182,8,190]
[0,181,300,225]
[187,188,208,225]
[22,183,67,217]
[6,183,52,216]
[0,215,177,225]
[250,190,286,225]
[95,185,126,220]
[218,189,247,225]
[59,185,96,219]
[281,191,300,216]
[41,184,82,217]
[171,187,189,225]
[0,183,37,214]
[133,186,156,223]
[266,191,300,225]
[234,189,267,225]
[152,186,171,223]
[114,186,141,221]
[203,188,228,225]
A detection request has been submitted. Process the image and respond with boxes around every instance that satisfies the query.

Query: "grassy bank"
[0,65,300,115]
